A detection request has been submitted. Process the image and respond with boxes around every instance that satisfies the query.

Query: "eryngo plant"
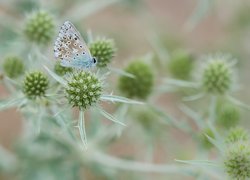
[0,5,147,178]
[45,67,143,148]
[1,2,250,180]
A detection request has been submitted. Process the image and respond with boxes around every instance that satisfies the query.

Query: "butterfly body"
[61,54,96,69]
[54,21,97,69]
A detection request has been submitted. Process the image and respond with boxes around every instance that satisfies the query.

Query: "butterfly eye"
[93,57,97,64]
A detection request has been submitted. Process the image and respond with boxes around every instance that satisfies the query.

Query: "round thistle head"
[199,127,215,150]
[89,38,116,68]
[54,61,72,76]
[216,101,240,128]
[23,71,49,99]
[225,127,249,144]
[118,60,154,100]
[65,71,102,110]
[201,55,233,94]
[3,55,25,78]
[224,142,250,180]
[168,50,194,80]
[24,10,55,44]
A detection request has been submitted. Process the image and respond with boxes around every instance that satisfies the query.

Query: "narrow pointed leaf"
[204,134,224,153]
[44,65,67,86]
[109,67,135,78]
[176,159,218,167]
[164,78,200,88]
[96,106,126,126]
[0,97,25,111]
[183,92,205,102]
[79,110,88,149]
[100,95,144,105]
[228,96,250,110]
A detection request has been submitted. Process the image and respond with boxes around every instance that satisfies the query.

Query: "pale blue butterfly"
[54,21,97,69]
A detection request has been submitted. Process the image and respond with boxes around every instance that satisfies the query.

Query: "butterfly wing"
[54,21,92,68]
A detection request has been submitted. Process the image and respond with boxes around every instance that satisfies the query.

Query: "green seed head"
[201,55,233,94]
[24,10,55,44]
[65,71,102,110]
[225,127,249,144]
[3,56,25,78]
[23,71,49,99]
[168,49,193,80]
[89,38,116,68]
[118,60,154,100]
[224,142,250,180]
[54,61,72,76]
[216,101,240,128]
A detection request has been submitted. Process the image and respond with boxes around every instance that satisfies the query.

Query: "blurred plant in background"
[1,0,250,180]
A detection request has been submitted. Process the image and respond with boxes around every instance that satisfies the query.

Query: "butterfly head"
[92,57,97,66]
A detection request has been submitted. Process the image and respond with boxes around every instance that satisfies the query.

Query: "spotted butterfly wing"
[54,21,96,68]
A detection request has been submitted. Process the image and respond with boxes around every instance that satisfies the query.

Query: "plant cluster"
[0,1,250,180]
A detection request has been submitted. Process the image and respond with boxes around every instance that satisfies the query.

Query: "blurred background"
[1,0,250,179]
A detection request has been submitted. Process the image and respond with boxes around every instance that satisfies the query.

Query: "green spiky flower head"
[225,127,249,144]
[224,142,250,180]
[3,55,25,78]
[54,61,72,76]
[89,38,116,68]
[65,71,102,110]
[201,54,233,95]
[168,49,194,80]
[23,71,49,99]
[216,100,240,128]
[118,60,154,100]
[24,10,55,44]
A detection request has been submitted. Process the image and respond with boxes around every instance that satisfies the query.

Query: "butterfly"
[54,21,97,69]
